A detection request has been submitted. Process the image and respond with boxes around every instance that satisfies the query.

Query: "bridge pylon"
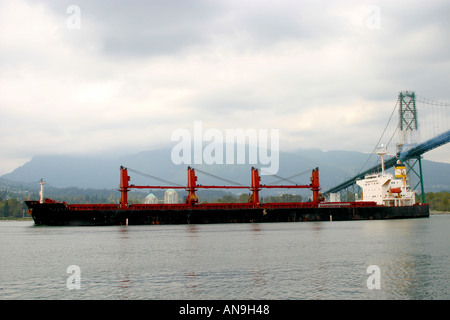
[397,91,425,203]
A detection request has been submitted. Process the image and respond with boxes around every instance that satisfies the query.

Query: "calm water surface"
[0,215,448,300]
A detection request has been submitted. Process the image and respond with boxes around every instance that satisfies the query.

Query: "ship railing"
[319,201,379,208]
[128,202,324,210]
[128,203,262,210]
[68,204,120,211]
[262,202,318,209]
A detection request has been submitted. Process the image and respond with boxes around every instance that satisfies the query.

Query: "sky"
[0,0,449,176]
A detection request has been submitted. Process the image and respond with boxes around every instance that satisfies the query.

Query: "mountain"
[1,148,449,194]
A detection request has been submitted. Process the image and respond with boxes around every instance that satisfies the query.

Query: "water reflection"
[249,224,268,298]
[184,225,203,297]
[187,224,198,237]
[119,225,129,238]
[251,223,261,232]
[115,225,132,299]
[382,253,438,299]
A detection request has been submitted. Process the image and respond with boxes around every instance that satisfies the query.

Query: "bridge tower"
[397,91,425,203]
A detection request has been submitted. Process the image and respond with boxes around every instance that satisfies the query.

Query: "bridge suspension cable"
[358,99,398,174]
[416,96,450,107]
[417,96,450,142]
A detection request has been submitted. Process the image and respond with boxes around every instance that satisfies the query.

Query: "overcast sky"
[0,0,449,176]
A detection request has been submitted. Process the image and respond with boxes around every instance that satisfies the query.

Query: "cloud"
[0,0,449,176]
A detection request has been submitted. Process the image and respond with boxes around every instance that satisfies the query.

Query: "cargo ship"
[24,150,429,226]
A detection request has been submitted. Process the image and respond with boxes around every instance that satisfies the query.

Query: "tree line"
[425,192,450,212]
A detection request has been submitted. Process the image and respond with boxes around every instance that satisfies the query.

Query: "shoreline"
[430,210,450,215]
[0,211,449,222]
[0,217,33,221]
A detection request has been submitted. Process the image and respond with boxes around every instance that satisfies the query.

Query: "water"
[0,215,448,300]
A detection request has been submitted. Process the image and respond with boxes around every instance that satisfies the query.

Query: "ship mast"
[186,166,199,205]
[119,166,130,209]
[376,144,387,175]
[39,179,46,203]
[251,167,261,204]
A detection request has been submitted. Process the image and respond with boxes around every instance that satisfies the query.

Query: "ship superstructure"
[356,145,416,207]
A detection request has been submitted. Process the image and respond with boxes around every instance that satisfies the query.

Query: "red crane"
[118,166,322,209]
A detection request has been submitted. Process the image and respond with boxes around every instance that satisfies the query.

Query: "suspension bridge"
[124,90,448,205]
[323,91,450,203]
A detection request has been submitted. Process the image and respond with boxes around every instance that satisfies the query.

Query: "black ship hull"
[25,201,430,226]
